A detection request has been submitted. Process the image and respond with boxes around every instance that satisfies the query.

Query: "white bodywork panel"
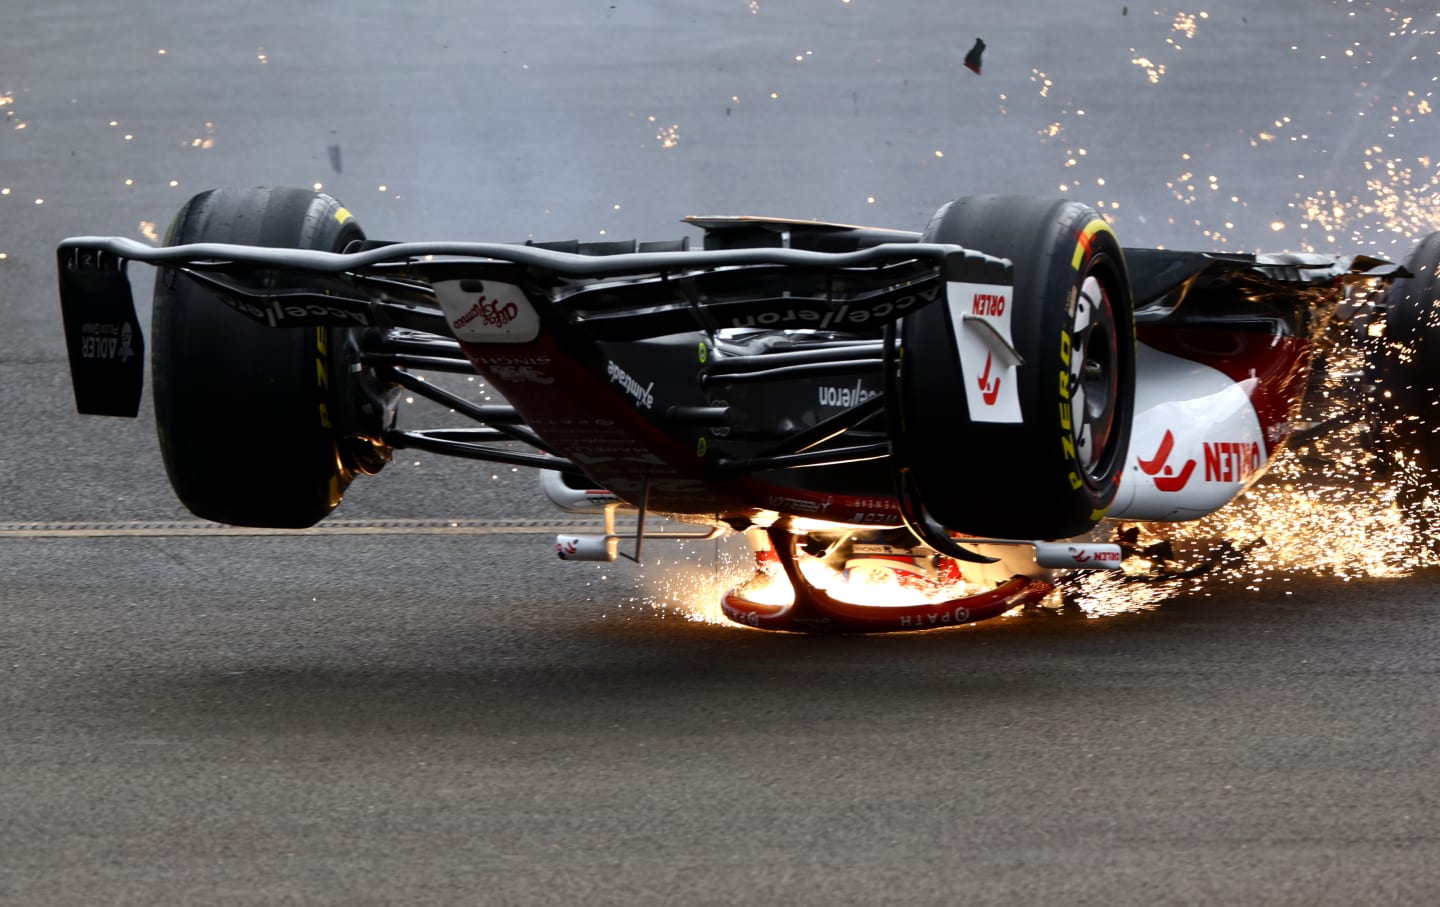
[1109,343,1269,521]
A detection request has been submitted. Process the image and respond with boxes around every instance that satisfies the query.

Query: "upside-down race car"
[57,187,1440,633]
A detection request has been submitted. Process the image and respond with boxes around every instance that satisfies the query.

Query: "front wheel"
[896,196,1136,540]
[1366,231,1440,544]
[152,186,382,528]
[1369,231,1440,470]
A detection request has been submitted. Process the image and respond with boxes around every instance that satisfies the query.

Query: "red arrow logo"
[1136,429,1174,474]
[977,353,1001,406]
[1136,429,1197,493]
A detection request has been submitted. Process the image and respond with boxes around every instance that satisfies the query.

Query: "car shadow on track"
[56,569,1439,745]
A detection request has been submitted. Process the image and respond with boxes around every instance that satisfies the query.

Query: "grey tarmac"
[3,1,1440,903]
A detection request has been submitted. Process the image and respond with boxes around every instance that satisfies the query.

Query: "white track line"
[0,518,612,538]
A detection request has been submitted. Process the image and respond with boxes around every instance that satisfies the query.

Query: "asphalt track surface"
[5,1,1440,903]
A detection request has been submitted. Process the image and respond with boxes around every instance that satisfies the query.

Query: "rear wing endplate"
[57,236,1011,417]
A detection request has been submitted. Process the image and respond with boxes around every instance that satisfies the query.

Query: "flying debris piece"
[327,144,343,174]
[964,38,985,75]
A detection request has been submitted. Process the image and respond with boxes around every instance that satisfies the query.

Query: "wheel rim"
[1071,272,1120,483]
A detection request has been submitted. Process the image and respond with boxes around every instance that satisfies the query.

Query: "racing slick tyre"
[152,186,373,528]
[896,196,1135,540]
[1367,230,1440,536]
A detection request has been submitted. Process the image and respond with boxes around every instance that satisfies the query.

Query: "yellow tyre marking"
[1063,218,1116,500]
[1071,219,1114,271]
[334,206,353,225]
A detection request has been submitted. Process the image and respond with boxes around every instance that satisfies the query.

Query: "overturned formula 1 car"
[57,188,1439,632]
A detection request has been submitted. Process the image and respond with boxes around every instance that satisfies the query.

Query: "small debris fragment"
[964,38,985,75]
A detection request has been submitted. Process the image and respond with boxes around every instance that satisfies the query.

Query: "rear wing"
[57,235,1012,417]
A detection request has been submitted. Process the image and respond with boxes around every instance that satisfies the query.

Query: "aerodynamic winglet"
[56,248,144,418]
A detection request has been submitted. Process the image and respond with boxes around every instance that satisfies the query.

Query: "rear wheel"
[152,186,382,527]
[896,196,1135,540]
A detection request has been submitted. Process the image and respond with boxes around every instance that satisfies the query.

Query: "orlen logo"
[1204,441,1263,483]
[1070,547,1122,564]
[972,292,1006,317]
[1137,429,1197,493]
[969,293,1009,407]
